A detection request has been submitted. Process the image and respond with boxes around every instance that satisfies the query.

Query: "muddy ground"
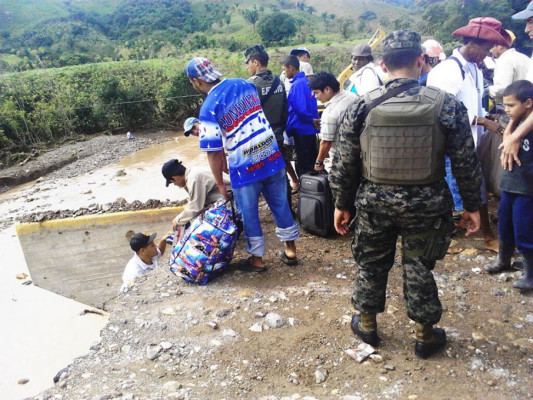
[3,133,531,400]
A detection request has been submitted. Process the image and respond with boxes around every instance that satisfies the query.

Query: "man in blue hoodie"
[282,55,319,177]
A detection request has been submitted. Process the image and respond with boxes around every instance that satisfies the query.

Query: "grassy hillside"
[0,0,410,33]
[0,0,121,35]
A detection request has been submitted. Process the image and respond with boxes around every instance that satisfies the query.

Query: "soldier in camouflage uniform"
[330,30,483,359]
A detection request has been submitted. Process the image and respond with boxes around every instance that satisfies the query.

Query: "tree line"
[0,59,200,166]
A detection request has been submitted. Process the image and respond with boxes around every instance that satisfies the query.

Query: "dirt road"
[1,133,531,400]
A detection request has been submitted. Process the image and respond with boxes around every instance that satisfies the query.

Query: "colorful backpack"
[169,197,239,285]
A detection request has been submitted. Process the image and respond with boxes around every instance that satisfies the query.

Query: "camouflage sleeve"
[439,94,482,212]
[329,98,365,210]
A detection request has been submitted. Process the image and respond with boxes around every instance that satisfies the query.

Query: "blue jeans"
[233,169,299,257]
[445,156,463,212]
[498,191,533,256]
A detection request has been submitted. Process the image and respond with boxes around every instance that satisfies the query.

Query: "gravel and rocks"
[2,131,531,400]
[0,132,171,192]
[28,223,533,400]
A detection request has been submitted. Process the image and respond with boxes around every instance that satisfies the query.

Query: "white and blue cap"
[290,47,311,58]
[183,117,199,136]
[186,57,222,82]
[512,1,533,20]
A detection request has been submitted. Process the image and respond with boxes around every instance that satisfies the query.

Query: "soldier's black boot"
[484,241,518,273]
[351,313,379,347]
[512,253,533,291]
[414,323,446,359]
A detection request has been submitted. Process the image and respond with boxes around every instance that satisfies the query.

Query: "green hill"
[0,0,418,72]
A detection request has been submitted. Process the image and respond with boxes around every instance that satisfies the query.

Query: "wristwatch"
[315,160,324,167]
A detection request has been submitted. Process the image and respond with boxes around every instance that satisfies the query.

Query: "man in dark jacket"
[244,44,298,208]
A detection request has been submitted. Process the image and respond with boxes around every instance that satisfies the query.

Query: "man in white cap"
[290,47,314,78]
[183,117,200,137]
[512,2,533,83]
[427,17,511,253]
[489,29,530,103]
[345,43,382,95]
[419,39,444,86]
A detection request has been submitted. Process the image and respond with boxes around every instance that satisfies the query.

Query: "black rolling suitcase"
[297,171,334,237]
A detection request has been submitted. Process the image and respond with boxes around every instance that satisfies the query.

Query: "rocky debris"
[28,240,533,400]
[264,312,285,328]
[18,198,187,224]
[6,140,530,400]
[314,369,327,384]
[0,134,171,192]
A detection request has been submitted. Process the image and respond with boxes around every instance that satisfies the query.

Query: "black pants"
[293,134,318,178]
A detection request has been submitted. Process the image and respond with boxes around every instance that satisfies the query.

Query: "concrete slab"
[16,206,183,308]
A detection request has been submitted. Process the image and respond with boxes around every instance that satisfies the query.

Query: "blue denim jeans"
[233,169,299,257]
[445,156,463,212]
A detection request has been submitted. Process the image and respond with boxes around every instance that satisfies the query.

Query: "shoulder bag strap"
[447,56,465,81]
[260,75,281,106]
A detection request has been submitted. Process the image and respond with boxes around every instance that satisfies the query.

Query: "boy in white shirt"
[121,232,170,292]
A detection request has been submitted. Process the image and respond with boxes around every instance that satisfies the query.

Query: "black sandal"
[238,258,267,272]
[277,250,298,266]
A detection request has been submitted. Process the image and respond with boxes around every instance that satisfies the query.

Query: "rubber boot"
[414,323,446,359]
[512,253,533,290]
[350,312,379,347]
[484,241,516,274]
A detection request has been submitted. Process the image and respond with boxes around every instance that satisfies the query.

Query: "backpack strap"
[447,56,465,81]
[363,82,419,120]
[361,65,383,86]
[261,75,281,106]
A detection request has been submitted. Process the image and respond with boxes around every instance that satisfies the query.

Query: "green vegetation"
[0,60,200,165]
[1,0,532,166]
[257,12,298,44]
[0,0,414,72]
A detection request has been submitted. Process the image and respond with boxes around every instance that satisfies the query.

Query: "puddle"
[0,135,208,222]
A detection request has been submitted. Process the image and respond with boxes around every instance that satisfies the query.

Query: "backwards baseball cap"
[162,159,186,187]
[512,1,533,20]
[382,30,422,54]
[422,39,444,59]
[130,232,157,252]
[352,43,372,57]
[452,17,512,47]
[186,57,222,82]
[183,117,199,136]
[290,47,311,58]
[244,44,267,63]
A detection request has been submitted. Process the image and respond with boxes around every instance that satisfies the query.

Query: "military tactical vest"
[360,85,447,185]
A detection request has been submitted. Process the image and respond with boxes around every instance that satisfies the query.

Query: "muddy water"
[0,135,207,222]
[0,134,208,399]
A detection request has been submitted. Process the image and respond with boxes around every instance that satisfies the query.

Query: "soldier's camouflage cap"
[382,30,422,54]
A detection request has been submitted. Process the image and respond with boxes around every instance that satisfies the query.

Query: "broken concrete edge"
[15,206,186,235]
[15,206,187,309]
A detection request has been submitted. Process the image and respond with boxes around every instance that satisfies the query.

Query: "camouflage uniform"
[330,70,482,325]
